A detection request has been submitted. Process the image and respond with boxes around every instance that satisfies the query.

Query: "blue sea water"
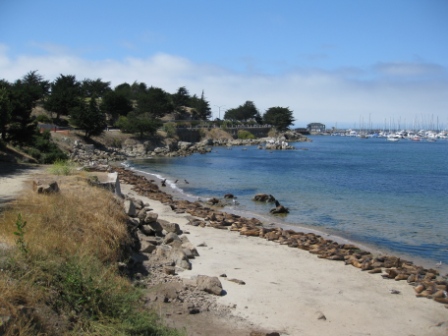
[128,136,448,268]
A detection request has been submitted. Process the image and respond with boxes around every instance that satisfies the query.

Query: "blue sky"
[1,0,447,128]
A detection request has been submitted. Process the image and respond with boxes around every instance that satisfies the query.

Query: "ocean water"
[128,136,448,268]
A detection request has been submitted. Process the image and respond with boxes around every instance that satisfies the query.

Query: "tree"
[263,106,295,131]
[114,83,132,99]
[224,101,260,122]
[0,83,12,141]
[131,81,148,100]
[223,107,240,121]
[100,91,133,125]
[137,86,173,118]
[8,71,49,142]
[71,96,107,137]
[172,86,190,110]
[116,112,162,138]
[44,74,81,122]
[189,91,211,120]
[81,78,111,97]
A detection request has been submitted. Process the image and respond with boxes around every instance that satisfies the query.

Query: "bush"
[35,114,52,123]
[18,129,68,164]
[23,147,42,161]
[41,150,68,164]
[47,159,74,175]
[163,122,177,137]
[237,129,255,139]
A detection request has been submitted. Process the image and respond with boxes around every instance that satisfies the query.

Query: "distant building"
[307,123,326,134]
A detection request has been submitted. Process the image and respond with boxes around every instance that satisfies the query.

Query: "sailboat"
[387,134,400,142]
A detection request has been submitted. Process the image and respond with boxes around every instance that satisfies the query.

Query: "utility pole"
[214,105,226,120]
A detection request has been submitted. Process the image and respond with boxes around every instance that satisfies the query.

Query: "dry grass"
[202,128,234,140]
[0,173,183,336]
[1,177,129,263]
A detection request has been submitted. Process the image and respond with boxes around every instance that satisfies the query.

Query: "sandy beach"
[121,180,448,336]
[1,164,447,335]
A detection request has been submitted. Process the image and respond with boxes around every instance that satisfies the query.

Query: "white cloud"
[374,62,445,78]
[1,47,447,129]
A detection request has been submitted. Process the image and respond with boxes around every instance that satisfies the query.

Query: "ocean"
[127,136,448,270]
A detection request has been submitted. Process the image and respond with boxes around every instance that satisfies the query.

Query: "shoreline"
[122,162,448,275]
[116,166,448,335]
[2,163,447,335]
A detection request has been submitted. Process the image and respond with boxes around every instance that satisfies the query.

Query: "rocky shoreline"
[6,162,447,335]
[113,167,448,307]
[100,165,447,335]
[68,130,310,166]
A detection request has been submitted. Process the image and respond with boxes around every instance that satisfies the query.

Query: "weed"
[47,159,74,176]
[163,122,177,138]
[13,214,28,255]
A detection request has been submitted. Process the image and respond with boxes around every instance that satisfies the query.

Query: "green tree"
[224,101,260,122]
[172,86,190,109]
[81,78,111,98]
[130,81,148,100]
[189,91,211,120]
[116,112,162,138]
[263,106,295,131]
[137,86,173,118]
[44,74,81,122]
[114,82,132,100]
[239,101,259,121]
[100,91,133,125]
[0,84,12,141]
[223,107,239,121]
[8,71,49,142]
[71,96,107,137]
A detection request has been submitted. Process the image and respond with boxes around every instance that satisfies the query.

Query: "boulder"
[171,247,192,269]
[144,212,159,224]
[182,241,200,258]
[178,141,192,150]
[140,221,164,235]
[163,232,181,245]
[140,240,157,254]
[154,245,192,270]
[123,199,137,216]
[253,194,276,202]
[160,221,182,235]
[86,172,123,196]
[33,180,60,194]
[270,205,289,214]
[207,197,220,205]
[196,275,223,296]
[127,217,140,227]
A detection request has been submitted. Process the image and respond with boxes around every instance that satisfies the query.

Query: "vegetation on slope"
[0,169,184,335]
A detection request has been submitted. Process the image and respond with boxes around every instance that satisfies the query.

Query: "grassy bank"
[0,171,183,335]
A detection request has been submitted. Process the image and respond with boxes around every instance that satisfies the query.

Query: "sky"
[1,0,447,129]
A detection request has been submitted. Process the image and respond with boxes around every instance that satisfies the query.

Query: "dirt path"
[0,163,44,209]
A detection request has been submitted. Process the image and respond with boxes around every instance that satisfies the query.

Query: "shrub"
[47,159,74,175]
[163,122,177,137]
[35,114,52,123]
[23,147,42,161]
[21,129,68,164]
[237,129,255,139]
